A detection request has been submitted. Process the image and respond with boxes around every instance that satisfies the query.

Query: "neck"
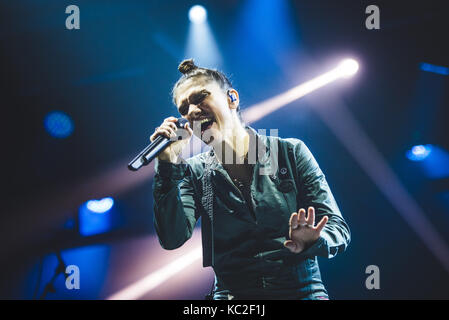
[215,121,249,164]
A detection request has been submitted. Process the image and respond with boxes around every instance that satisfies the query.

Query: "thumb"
[284,240,297,253]
[184,122,193,135]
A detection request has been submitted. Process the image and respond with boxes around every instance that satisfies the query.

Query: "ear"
[227,89,239,110]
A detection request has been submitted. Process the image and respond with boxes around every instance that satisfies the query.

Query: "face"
[175,78,239,144]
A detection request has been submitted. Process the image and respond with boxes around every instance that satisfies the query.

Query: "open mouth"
[199,117,215,133]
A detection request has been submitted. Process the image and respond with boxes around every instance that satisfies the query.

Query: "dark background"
[0,0,448,299]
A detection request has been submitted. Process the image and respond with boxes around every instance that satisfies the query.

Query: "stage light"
[79,197,114,236]
[337,59,359,78]
[86,197,114,213]
[242,58,360,123]
[185,5,221,68]
[406,144,432,161]
[44,111,74,138]
[408,145,449,179]
[189,5,207,24]
[107,246,202,300]
[420,62,449,76]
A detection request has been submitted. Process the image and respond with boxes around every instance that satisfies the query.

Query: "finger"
[164,116,178,122]
[184,122,193,135]
[306,207,315,226]
[160,124,177,136]
[164,126,177,137]
[156,127,174,139]
[288,213,298,239]
[160,122,176,132]
[284,240,298,253]
[165,121,178,132]
[150,122,177,141]
[289,212,298,230]
[298,208,306,226]
[150,130,158,142]
[150,127,162,141]
[315,216,328,233]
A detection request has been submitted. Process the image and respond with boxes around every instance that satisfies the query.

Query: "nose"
[186,104,202,121]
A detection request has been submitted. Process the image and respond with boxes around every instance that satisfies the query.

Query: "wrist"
[155,158,189,180]
[157,153,179,164]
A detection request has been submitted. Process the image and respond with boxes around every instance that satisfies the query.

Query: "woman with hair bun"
[150,59,351,300]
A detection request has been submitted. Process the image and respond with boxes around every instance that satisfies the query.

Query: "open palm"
[284,207,328,253]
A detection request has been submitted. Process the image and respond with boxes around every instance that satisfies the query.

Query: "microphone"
[128,118,188,171]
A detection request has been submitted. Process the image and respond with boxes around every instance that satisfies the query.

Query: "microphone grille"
[177,118,188,128]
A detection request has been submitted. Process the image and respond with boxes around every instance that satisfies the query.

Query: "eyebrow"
[178,89,211,113]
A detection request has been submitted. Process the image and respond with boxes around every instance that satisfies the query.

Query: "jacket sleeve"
[293,140,351,259]
[152,159,200,250]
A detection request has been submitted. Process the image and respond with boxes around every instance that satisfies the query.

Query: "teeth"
[200,118,212,124]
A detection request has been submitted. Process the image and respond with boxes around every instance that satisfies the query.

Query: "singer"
[150,59,351,300]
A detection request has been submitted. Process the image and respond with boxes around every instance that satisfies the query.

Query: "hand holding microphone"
[150,117,193,163]
[128,117,192,171]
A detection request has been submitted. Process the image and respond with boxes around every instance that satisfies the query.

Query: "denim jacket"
[152,127,350,298]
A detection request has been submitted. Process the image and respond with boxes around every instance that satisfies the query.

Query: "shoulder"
[270,135,307,154]
[271,136,318,169]
[281,137,305,149]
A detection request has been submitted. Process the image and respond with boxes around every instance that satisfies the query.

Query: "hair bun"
[178,58,198,74]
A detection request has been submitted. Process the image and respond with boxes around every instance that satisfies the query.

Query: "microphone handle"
[143,135,174,164]
[128,118,187,171]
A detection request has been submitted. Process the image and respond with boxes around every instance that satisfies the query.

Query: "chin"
[201,125,222,146]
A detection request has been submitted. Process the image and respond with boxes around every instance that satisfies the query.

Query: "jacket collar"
[204,125,272,172]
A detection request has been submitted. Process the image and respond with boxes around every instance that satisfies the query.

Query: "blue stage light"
[44,111,74,138]
[79,197,114,236]
[189,5,207,24]
[86,197,114,213]
[420,63,449,76]
[406,144,432,161]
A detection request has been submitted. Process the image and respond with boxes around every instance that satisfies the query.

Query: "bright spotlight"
[337,59,359,78]
[189,5,207,24]
[406,144,433,161]
[79,197,114,236]
[243,58,361,123]
[86,197,114,213]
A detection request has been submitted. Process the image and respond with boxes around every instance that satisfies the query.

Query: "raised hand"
[284,207,328,254]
